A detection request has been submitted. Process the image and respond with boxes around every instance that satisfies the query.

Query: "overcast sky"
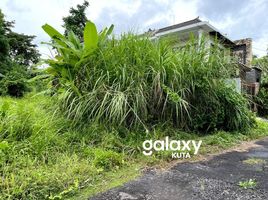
[0,0,267,58]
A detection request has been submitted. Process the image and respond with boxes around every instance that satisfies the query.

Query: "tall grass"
[0,94,262,199]
[0,95,126,199]
[43,23,254,132]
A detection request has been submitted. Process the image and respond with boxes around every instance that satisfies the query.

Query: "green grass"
[68,163,141,200]
[243,158,267,165]
[238,179,257,189]
[43,25,253,133]
[0,94,268,199]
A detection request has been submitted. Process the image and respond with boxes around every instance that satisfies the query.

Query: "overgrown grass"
[71,35,252,132]
[43,22,253,133]
[0,95,268,199]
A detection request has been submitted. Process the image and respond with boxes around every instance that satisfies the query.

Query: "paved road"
[90,137,268,200]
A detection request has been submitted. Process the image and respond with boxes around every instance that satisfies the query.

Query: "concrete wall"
[246,68,262,83]
[246,70,256,83]
[233,38,253,67]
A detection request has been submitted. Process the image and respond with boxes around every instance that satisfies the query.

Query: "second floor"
[146,18,253,68]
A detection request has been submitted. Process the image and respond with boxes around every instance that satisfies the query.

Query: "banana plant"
[41,21,114,96]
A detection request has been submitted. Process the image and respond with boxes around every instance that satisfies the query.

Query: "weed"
[238,179,257,189]
[92,148,124,171]
[0,95,268,199]
[42,22,254,133]
[243,158,266,165]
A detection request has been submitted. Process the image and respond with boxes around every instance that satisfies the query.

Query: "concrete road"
[90,137,268,200]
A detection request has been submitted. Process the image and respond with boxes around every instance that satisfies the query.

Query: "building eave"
[153,21,235,46]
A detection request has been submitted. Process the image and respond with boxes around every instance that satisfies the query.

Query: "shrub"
[255,77,268,116]
[217,84,255,131]
[0,95,127,199]
[0,94,264,199]
[0,95,95,199]
[42,21,254,132]
[92,148,124,170]
[0,65,29,97]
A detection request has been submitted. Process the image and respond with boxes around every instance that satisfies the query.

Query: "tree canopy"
[0,9,40,97]
[8,32,40,66]
[0,9,40,71]
[62,0,89,41]
[0,10,10,74]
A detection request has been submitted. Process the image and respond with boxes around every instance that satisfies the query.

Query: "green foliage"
[8,32,40,65]
[217,83,255,131]
[42,24,67,46]
[255,77,268,116]
[252,55,268,75]
[83,21,98,51]
[253,55,268,116]
[188,82,253,132]
[0,36,10,74]
[243,158,266,165]
[202,131,247,149]
[93,148,124,171]
[41,21,113,98]
[0,9,11,74]
[238,179,257,189]
[43,22,253,132]
[27,68,52,93]
[0,9,40,68]
[0,95,125,199]
[62,0,89,41]
[0,9,39,97]
[0,95,267,199]
[0,65,29,97]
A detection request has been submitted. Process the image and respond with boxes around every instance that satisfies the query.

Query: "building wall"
[246,70,257,83]
[233,38,252,67]
[246,68,262,83]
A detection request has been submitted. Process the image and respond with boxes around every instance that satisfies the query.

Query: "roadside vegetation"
[41,21,253,133]
[255,77,268,117]
[0,9,39,97]
[243,158,267,165]
[253,54,268,116]
[1,95,268,199]
[238,179,257,189]
[0,1,268,199]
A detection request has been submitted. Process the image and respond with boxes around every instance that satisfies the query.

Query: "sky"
[0,0,267,58]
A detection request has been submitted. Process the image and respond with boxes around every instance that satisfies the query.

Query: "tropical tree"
[0,9,40,68]
[42,20,113,95]
[62,0,89,41]
[0,9,10,75]
[42,21,253,132]
[253,54,268,77]
[0,9,39,96]
[8,32,40,66]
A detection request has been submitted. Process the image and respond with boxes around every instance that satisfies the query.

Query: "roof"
[238,62,251,72]
[252,66,262,71]
[148,17,235,46]
[156,18,202,34]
